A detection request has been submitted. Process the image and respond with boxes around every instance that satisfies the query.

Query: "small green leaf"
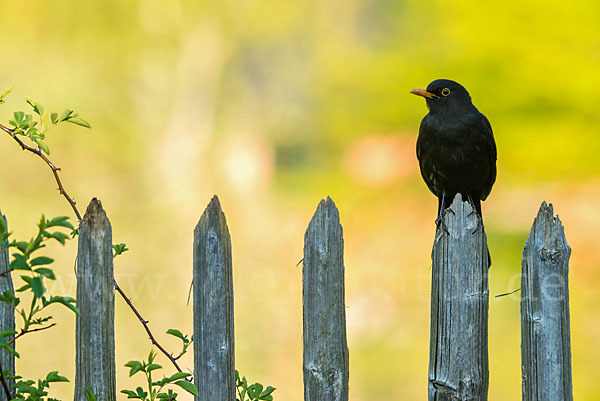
[0,343,19,358]
[34,267,56,280]
[35,138,50,155]
[136,387,148,399]
[9,255,30,271]
[166,329,184,340]
[45,296,80,315]
[15,283,31,292]
[124,361,144,377]
[13,111,24,124]
[169,372,191,381]
[0,87,12,104]
[46,216,74,230]
[0,290,19,307]
[174,380,199,397]
[51,112,59,124]
[247,384,258,399]
[26,98,44,116]
[30,256,54,266]
[31,276,45,297]
[120,390,137,398]
[46,371,69,383]
[59,109,73,122]
[152,377,171,387]
[85,388,98,401]
[0,329,17,338]
[43,231,70,245]
[146,363,162,372]
[112,243,129,258]
[65,116,91,128]
[259,386,276,400]
[15,241,29,253]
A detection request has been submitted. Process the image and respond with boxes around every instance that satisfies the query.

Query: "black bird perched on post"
[411,79,497,235]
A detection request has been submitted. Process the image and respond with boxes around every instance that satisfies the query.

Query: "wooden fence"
[0,194,572,401]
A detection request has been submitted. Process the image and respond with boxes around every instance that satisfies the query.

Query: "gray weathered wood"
[74,199,116,401]
[428,194,489,401]
[303,197,349,401]
[0,211,15,401]
[521,202,572,401]
[193,196,235,401]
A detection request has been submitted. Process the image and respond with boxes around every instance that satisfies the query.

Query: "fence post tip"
[83,198,107,225]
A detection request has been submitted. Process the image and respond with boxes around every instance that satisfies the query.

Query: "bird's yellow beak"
[410,88,439,99]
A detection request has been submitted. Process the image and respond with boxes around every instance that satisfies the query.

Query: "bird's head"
[410,79,473,114]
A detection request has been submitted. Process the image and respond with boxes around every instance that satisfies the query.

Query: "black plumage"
[411,79,497,231]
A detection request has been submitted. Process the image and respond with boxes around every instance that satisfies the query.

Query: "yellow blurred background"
[1,0,599,400]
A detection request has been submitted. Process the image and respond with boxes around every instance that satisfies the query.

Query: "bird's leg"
[466,194,484,233]
[435,193,450,235]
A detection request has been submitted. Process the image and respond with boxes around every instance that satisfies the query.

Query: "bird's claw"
[466,196,484,234]
[435,207,451,236]
[467,209,484,234]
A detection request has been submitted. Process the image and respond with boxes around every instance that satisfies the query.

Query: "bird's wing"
[478,114,497,200]
[416,115,441,197]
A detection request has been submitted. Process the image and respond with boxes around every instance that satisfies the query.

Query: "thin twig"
[114,281,186,375]
[0,123,81,221]
[7,323,57,345]
[1,123,185,374]
[0,360,13,401]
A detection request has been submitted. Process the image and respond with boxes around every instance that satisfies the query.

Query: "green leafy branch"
[1,87,187,376]
[0,88,90,221]
[0,215,79,353]
[121,350,198,401]
[0,215,78,401]
[235,371,276,401]
[7,370,69,401]
[4,88,90,157]
[112,243,130,258]
[164,330,192,361]
[1,87,277,401]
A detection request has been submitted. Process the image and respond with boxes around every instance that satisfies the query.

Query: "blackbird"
[411,79,497,238]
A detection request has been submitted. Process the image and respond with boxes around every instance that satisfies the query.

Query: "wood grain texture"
[193,196,235,401]
[521,202,572,401]
[429,194,489,401]
[0,212,14,401]
[75,199,116,401]
[303,197,349,401]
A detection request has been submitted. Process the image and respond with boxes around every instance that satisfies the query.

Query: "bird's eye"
[441,88,450,96]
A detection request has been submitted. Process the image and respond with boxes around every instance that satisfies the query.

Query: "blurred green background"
[1,0,599,400]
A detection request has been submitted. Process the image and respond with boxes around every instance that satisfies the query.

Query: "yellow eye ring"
[441,88,450,96]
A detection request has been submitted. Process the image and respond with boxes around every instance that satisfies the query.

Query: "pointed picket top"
[81,198,109,228]
[195,195,230,240]
[306,196,342,241]
[521,202,572,401]
[193,195,235,401]
[429,193,489,401]
[75,198,115,401]
[525,201,570,263]
[303,196,348,401]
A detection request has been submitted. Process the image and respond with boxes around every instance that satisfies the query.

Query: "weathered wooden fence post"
[303,197,349,401]
[0,211,15,401]
[193,196,235,401]
[74,199,116,401]
[428,194,489,401]
[521,202,573,401]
